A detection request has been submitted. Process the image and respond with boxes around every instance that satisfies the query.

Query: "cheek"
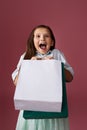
[34,39,37,45]
[34,38,39,44]
[34,43,39,49]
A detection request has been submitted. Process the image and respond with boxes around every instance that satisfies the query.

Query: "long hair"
[24,25,56,59]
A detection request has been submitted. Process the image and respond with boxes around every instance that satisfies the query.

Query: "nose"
[40,35,45,41]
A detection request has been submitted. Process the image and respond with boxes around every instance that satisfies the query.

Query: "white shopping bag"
[14,60,63,112]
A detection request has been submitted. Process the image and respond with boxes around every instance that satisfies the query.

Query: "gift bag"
[14,60,63,112]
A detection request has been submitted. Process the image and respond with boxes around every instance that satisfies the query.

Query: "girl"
[12,25,74,130]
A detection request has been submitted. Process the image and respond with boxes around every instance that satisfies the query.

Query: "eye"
[36,35,40,38]
[44,34,50,38]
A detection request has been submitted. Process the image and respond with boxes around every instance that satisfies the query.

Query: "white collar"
[36,50,52,57]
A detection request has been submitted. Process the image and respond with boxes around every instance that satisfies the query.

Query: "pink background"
[0,0,87,129]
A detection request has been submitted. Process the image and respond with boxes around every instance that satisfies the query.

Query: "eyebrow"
[34,32,51,35]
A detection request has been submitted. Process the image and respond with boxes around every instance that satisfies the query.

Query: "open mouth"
[39,43,46,50]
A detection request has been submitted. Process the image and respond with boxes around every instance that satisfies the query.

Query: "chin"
[40,51,47,54]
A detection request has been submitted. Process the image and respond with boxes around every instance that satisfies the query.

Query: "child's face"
[33,28,54,54]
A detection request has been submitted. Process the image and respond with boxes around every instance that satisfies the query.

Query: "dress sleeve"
[59,51,74,77]
[52,49,74,76]
[11,53,25,81]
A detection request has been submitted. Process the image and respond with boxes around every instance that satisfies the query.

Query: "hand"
[31,56,54,60]
[31,56,42,60]
[42,56,54,60]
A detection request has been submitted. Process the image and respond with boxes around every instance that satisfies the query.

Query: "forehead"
[34,28,50,34]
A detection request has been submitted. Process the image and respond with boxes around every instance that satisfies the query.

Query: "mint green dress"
[12,49,74,130]
[16,110,70,130]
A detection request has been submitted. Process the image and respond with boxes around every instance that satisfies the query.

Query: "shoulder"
[18,52,26,62]
[16,52,26,67]
[52,49,63,55]
[20,52,26,59]
[51,49,64,60]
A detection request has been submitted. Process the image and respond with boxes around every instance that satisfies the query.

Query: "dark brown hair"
[24,25,56,59]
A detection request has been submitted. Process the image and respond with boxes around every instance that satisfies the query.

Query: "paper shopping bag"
[14,60,63,112]
[23,63,68,119]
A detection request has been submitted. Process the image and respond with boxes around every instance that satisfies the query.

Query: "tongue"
[41,45,46,49]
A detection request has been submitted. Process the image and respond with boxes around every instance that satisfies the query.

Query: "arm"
[13,72,19,86]
[64,68,73,82]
